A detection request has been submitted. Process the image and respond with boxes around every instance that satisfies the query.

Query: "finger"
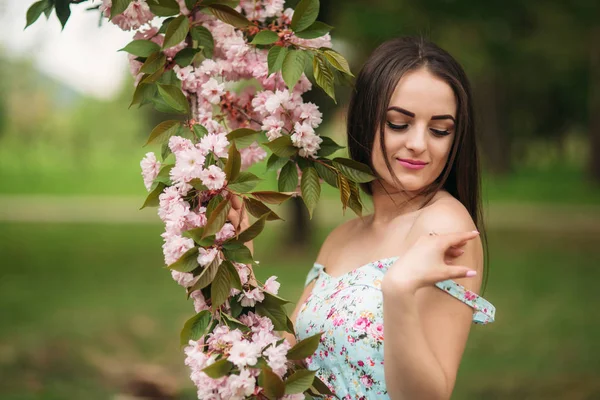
[437,230,480,249]
[444,265,477,280]
[230,194,243,210]
[445,247,465,258]
[227,207,239,227]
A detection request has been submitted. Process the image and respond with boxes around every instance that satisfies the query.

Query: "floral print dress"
[294,256,495,400]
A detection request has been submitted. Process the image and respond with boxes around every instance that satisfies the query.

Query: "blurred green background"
[1,0,600,399]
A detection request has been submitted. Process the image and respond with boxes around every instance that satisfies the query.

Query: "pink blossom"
[199,165,226,190]
[219,368,256,399]
[216,222,236,241]
[198,133,229,158]
[171,270,198,288]
[201,78,225,104]
[240,288,265,307]
[233,262,250,285]
[100,0,154,31]
[228,340,261,367]
[197,247,219,267]
[297,102,323,128]
[170,147,205,184]
[263,276,280,295]
[162,234,194,265]
[263,341,291,377]
[190,289,210,312]
[168,135,194,154]
[140,152,161,191]
[240,142,267,169]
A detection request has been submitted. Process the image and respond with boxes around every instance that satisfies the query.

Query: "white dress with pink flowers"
[294,256,495,400]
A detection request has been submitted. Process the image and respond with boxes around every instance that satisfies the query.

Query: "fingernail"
[466,270,477,277]
[458,249,465,254]
[472,230,480,234]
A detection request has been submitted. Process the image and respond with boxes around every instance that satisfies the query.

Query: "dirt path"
[1,195,599,232]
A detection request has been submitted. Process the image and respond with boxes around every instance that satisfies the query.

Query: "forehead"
[388,68,456,117]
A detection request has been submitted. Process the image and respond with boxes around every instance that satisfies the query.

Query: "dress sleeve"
[304,263,324,288]
[435,280,496,325]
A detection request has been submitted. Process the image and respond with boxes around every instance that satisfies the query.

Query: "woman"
[232,36,496,399]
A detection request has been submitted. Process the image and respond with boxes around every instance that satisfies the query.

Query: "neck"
[368,180,434,226]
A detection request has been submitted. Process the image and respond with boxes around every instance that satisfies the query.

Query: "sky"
[0,0,134,99]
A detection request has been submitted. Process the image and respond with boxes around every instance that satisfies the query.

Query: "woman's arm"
[381,201,484,400]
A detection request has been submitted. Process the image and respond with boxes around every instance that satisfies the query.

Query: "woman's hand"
[226,194,252,254]
[382,230,480,296]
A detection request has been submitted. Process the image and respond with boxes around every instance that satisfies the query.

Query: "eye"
[430,128,451,137]
[386,121,408,131]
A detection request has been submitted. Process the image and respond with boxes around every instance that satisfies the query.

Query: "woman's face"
[371,67,457,193]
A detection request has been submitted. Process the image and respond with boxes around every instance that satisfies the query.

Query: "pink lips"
[397,158,428,170]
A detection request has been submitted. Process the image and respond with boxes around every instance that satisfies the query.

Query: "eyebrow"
[387,106,456,123]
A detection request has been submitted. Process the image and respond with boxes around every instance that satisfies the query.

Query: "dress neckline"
[314,256,400,280]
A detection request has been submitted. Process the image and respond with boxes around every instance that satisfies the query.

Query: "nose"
[405,125,427,154]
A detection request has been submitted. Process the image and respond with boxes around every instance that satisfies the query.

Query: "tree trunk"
[589,26,600,183]
[474,70,512,175]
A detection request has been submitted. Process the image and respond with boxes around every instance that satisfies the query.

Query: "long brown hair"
[346,36,489,293]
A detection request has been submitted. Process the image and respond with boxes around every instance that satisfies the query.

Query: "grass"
[1,219,599,399]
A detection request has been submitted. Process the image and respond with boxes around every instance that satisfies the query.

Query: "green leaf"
[119,40,161,57]
[287,332,323,360]
[54,0,71,29]
[161,142,172,161]
[223,260,242,291]
[221,311,250,332]
[332,157,376,183]
[266,153,289,172]
[235,212,268,243]
[316,136,345,157]
[140,182,165,209]
[202,358,234,379]
[312,375,334,395]
[227,128,261,148]
[140,52,167,75]
[180,310,211,346]
[203,198,231,238]
[224,142,241,182]
[191,256,221,290]
[144,120,181,147]
[278,161,298,192]
[300,166,320,219]
[313,54,336,102]
[228,172,261,193]
[185,0,199,9]
[25,0,50,29]
[210,263,232,310]
[244,198,283,221]
[190,25,214,58]
[147,0,180,16]
[263,291,292,306]
[338,173,351,213]
[157,84,190,114]
[282,49,307,90]
[168,246,199,272]
[267,46,288,76]
[193,124,209,139]
[206,195,223,218]
[250,191,293,205]
[284,369,317,394]
[290,0,319,33]
[347,180,363,217]
[264,135,297,158]
[251,30,279,45]
[259,367,286,399]
[229,294,243,317]
[130,82,157,109]
[207,4,251,29]
[294,21,332,39]
[174,47,201,67]
[163,14,189,49]
[322,49,354,77]
[314,161,338,188]
[222,244,254,264]
[153,163,174,185]
[111,0,133,18]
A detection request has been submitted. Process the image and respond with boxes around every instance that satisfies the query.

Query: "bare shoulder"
[314,216,364,265]
[413,194,478,236]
